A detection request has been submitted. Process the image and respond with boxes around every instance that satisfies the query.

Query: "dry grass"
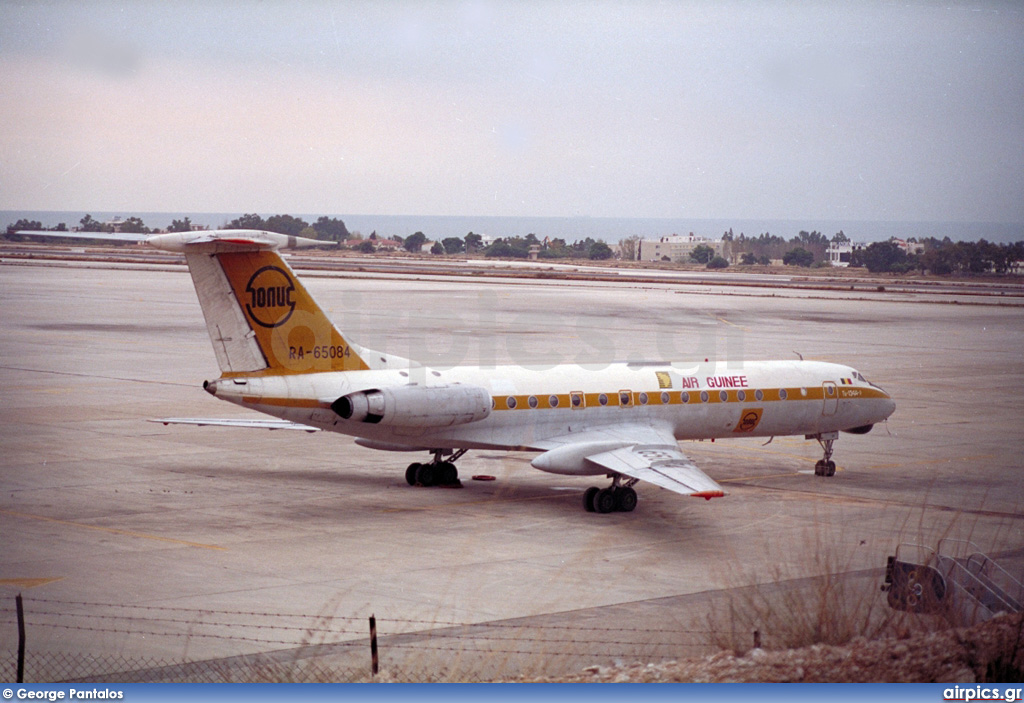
[703,505,1018,655]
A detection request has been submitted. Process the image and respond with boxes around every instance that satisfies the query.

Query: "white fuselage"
[204,359,895,475]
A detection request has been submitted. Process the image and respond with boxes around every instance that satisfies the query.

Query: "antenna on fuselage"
[794,351,804,361]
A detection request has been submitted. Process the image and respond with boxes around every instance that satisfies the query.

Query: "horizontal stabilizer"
[150,418,319,432]
[16,228,325,252]
[15,230,147,243]
[147,230,323,253]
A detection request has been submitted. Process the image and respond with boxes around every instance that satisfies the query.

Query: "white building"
[826,240,865,267]
[637,233,726,263]
[826,237,924,267]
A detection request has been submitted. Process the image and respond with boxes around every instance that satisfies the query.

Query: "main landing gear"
[405,449,468,487]
[583,475,638,514]
[813,432,838,477]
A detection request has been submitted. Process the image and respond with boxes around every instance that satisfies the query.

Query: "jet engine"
[331,384,491,428]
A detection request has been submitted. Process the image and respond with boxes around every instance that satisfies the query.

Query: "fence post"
[369,614,379,676]
[16,593,26,683]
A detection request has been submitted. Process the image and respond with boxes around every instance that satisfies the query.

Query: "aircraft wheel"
[438,461,458,485]
[814,460,825,476]
[416,463,437,487]
[583,486,599,512]
[406,463,421,486]
[595,488,617,514]
[825,461,836,477]
[616,487,638,512]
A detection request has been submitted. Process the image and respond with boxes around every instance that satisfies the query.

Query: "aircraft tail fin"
[149,230,406,376]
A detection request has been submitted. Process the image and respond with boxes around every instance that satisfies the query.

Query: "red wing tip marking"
[472,475,497,481]
[691,491,725,500]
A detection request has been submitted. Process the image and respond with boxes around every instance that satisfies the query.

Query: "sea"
[3,210,1023,244]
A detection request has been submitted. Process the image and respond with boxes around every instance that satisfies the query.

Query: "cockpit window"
[852,370,883,390]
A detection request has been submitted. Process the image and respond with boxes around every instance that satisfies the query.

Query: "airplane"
[15,228,895,513]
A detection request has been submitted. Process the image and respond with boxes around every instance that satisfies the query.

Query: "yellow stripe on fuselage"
[491,386,888,411]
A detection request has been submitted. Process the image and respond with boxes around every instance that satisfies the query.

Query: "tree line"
[4,214,615,260]
[725,229,834,267]
[718,228,1024,275]
[852,238,1024,275]
[6,214,1023,273]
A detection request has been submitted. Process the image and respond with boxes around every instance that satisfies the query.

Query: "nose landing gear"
[813,432,838,476]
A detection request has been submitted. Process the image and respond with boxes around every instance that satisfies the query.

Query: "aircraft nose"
[880,390,896,419]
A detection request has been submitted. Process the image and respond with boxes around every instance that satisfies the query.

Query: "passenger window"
[549,395,559,408]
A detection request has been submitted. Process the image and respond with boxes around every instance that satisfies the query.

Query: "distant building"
[637,233,726,263]
[104,217,127,232]
[826,240,864,267]
[827,238,924,267]
[892,238,925,256]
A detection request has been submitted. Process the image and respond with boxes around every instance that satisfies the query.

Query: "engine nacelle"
[331,384,491,428]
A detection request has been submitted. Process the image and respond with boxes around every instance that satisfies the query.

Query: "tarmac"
[1,255,1022,680]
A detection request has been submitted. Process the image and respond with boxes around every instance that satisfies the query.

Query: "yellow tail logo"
[218,251,369,375]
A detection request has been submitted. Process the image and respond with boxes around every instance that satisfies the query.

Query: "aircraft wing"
[531,424,725,499]
[150,418,320,432]
[585,445,725,499]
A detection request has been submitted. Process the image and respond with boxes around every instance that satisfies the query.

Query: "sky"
[2,1,1023,223]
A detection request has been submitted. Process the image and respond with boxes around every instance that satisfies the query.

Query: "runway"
[1,258,1022,680]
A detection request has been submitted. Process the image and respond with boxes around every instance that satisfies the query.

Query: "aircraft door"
[822,382,838,416]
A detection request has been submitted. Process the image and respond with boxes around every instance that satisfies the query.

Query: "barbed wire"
[10,608,366,636]
[21,621,366,648]
[16,598,366,622]
[10,598,717,636]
